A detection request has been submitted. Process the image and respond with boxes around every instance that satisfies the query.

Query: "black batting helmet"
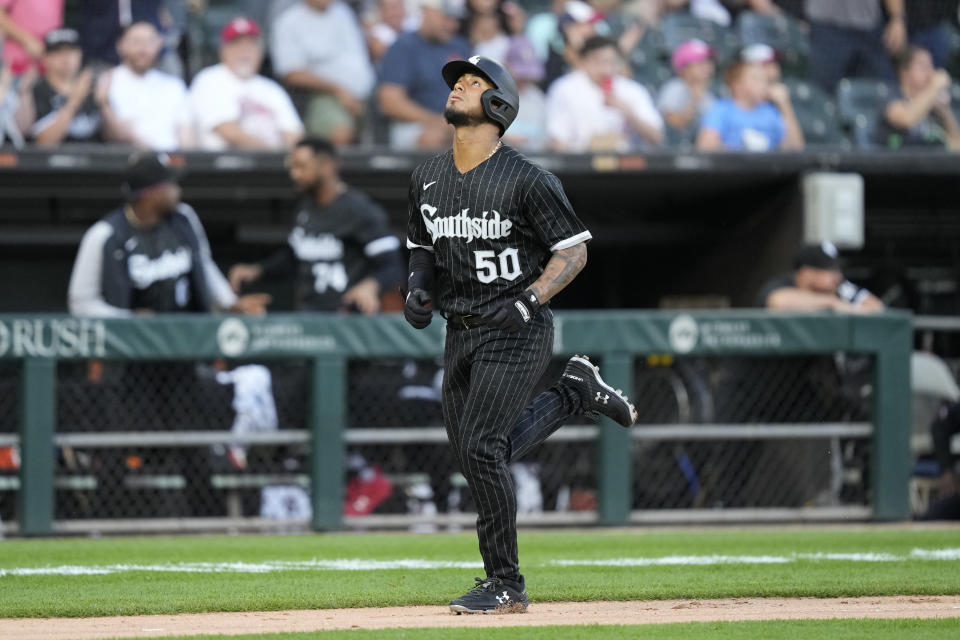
[441,55,520,136]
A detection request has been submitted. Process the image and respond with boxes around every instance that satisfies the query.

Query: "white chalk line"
[0,548,957,577]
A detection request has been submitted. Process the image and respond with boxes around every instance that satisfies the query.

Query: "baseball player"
[228,137,404,313]
[403,55,638,614]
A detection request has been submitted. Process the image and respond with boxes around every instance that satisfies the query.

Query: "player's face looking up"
[287,146,336,193]
[443,73,493,127]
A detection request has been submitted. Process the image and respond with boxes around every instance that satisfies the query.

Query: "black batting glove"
[404,287,433,329]
[483,290,541,333]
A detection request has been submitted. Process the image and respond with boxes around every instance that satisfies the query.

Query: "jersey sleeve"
[354,197,401,257]
[405,168,434,252]
[68,221,134,317]
[177,204,236,310]
[523,171,592,251]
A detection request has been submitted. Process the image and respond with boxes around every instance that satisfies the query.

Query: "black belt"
[446,313,486,330]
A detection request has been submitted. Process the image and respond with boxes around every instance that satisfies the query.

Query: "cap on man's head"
[671,39,712,74]
[561,0,604,26]
[794,242,842,271]
[221,17,261,44]
[740,43,777,64]
[122,152,181,197]
[44,28,81,52]
[420,0,466,19]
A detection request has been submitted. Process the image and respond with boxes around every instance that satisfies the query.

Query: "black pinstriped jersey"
[406,144,591,315]
[259,190,401,311]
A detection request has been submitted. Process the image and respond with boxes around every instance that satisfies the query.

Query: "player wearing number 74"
[403,56,639,615]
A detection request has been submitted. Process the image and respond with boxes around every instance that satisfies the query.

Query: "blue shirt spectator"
[376,0,470,150]
[697,60,803,152]
[700,98,784,151]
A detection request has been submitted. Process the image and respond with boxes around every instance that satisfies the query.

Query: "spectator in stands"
[920,400,960,520]
[755,242,884,312]
[95,22,191,151]
[696,58,804,151]
[804,0,902,92]
[542,1,605,90]
[364,0,413,64]
[228,137,404,314]
[376,0,471,150]
[78,0,186,76]
[271,0,375,145]
[876,45,960,150]
[906,0,958,69]
[546,35,663,152]
[68,152,269,316]
[461,0,511,61]
[0,0,63,75]
[188,17,303,151]
[658,38,716,143]
[502,34,548,151]
[13,28,101,145]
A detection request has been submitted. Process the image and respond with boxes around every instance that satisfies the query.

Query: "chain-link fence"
[0,350,876,534]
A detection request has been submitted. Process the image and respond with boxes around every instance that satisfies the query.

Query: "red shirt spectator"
[0,0,63,74]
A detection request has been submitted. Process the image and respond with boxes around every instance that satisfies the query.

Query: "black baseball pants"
[442,308,583,581]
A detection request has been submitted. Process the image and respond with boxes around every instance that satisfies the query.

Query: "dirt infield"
[5,596,960,639]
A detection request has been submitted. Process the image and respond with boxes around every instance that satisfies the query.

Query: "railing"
[0,310,912,536]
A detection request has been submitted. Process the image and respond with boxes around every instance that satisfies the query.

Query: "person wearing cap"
[546,35,663,152]
[0,0,63,75]
[377,0,471,149]
[755,242,883,312]
[13,28,101,145]
[696,57,803,152]
[658,38,716,142]
[68,152,270,317]
[271,0,375,145]
[95,22,191,151]
[542,0,605,90]
[187,17,303,151]
[404,54,638,614]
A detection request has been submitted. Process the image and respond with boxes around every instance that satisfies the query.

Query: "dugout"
[1,148,960,316]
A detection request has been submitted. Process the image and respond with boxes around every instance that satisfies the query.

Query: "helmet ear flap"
[481,88,516,137]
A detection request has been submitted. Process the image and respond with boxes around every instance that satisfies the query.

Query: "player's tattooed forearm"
[530,243,587,302]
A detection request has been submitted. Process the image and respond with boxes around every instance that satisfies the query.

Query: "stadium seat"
[785,79,847,148]
[659,12,724,56]
[836,78,892,149]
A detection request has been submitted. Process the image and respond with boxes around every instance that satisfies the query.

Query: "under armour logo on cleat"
[595,392,609,404]
[495,591,510,604]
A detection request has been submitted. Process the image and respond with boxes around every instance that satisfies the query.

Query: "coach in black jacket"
[68,152,268,316]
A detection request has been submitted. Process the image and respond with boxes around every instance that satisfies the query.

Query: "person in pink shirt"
[0,0,63,74]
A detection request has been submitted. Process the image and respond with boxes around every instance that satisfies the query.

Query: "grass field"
[1,527,959,621]
[137,619,960,640]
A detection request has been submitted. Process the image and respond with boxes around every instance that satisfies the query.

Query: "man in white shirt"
[545,35,663,153]
[271,0,375,145]
[189,17,303,151]
[94,21,190,151]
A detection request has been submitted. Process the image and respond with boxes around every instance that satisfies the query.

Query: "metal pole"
[310,356,347,531]
[596,352,633,525]
[19,358,56,536]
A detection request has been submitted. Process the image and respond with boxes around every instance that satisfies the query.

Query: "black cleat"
[561,355,638,427]
[449,576,529,614]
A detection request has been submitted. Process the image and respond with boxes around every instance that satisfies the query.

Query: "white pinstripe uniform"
[407,144,592,581]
